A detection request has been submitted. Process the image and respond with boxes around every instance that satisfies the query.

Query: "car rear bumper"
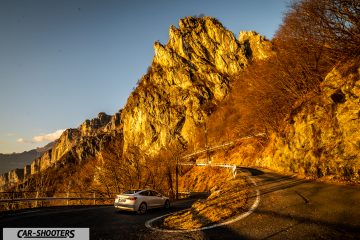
[114,203,136,211]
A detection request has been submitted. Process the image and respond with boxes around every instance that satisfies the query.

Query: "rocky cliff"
[239,31,273,61]
[0,112,122,189]
[0,169,25,191]
[121,17,269,155]
[31,111,122,174]
[0,17,271,190]
[259,59,360,181]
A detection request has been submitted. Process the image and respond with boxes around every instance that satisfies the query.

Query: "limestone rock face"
[80,112,112,136]
[0,109,123,189]
[29,112,116,175]
[239,31,273,61]
[49,112,113,167]
[122,17,269,155]
[260,61,360,180]
[0,169,24,190]
[0,17,272,190]
[8,169,24,185]
[50,128,81,166]
[104,110,122,132]
[0,173,9,191]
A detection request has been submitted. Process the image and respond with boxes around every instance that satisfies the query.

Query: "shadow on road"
[238,167,264,176]
[238,168,309,197]
[256,208,360,239]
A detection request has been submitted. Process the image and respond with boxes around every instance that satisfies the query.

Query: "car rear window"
[150,191,159,196]
[123,190,140,194]
[139,191,149,196]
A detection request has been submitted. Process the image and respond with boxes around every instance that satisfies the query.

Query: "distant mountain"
[0,141,55,174]
[35,141,55,153]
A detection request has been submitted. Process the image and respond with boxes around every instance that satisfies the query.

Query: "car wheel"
[138,202,147,214]
[164,200,170,209]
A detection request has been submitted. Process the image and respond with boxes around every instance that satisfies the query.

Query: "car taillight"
[128,197,137,201]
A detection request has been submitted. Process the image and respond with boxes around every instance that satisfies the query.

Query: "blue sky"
[0,0,288,153]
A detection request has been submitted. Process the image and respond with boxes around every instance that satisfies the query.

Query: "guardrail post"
[11,191,15,210]
[67,191,69,206]
[176,159,179,200]
[35,191,39,208]
[232,165,237,179]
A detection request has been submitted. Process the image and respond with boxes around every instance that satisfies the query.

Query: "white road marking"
[19,210,41,214]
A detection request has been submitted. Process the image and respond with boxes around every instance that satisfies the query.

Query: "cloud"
[32,129,65,143]
[16,138,26,143]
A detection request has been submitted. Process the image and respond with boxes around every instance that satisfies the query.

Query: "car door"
[144,190,156,208]
[139,190,152,208]
[150,190,163,207]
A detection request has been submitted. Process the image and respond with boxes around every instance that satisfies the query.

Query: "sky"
[0,0,289,154]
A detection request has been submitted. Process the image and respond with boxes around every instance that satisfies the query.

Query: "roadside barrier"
[0,192,116,211]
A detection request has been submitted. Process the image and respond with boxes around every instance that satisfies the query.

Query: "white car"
[114,189,170,214]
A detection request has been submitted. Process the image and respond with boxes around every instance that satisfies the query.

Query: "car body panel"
[114,189,169,213]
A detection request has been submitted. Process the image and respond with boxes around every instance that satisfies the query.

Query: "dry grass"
[177,166,233,193]
[138,230,207,240]
[162,176,248,230]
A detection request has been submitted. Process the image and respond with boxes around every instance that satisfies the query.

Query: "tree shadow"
[256,209,360,239]
[238,167,264,176]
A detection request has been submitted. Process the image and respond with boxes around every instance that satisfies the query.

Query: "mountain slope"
[121,17,268,155]
[0,17,271,192]
[259,59,360,181]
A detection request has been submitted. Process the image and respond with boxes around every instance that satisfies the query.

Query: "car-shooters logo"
[3,228,89,240]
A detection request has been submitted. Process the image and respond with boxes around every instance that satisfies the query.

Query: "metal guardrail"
[0,191,117,207]
[0,197,114,203]
[179,162,238,178]
[181,133,265,159]
[178,132,266,178]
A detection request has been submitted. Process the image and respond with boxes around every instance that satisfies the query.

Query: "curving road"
[0,195,207,240]
[1,168,359,240]
[202,168,360,240]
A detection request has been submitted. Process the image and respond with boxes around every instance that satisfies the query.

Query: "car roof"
[123,189,156,193]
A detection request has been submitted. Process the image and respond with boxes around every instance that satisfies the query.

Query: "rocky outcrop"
[103,110,122,132]
[0,169,25,191]
[8,169,24,185]
[259,60,360,181]
[80,112,112,136]
[24,165,31,179]
[29,112,117,175]
[122,17,270,155]
[239,31,273,61]
[0,111,123,190]
[0,17,271,190]
[0,173,9,191]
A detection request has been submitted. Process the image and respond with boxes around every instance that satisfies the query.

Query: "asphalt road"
[0,168,359,240]
[202,168,360,240]
[0,196,206,240]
